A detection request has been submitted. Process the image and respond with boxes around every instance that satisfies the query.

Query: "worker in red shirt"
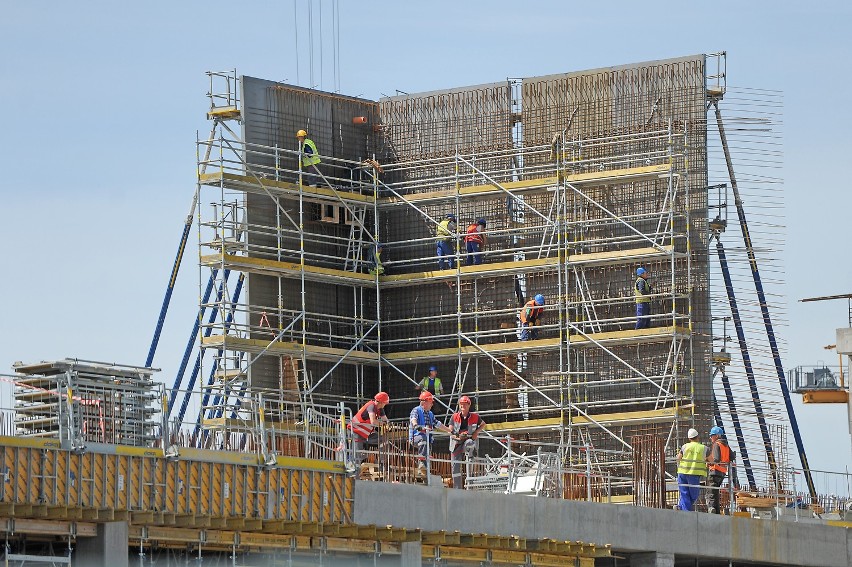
[519,294,545,341]
[464,218,487,265]
[449,395,485,488]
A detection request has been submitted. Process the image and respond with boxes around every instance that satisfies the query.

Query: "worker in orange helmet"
[409,391,452,477]
[449,395,485,489]
[349,392,390,470]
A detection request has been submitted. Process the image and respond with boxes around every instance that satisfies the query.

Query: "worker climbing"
[519,294,545,341]
[368,242,385,276]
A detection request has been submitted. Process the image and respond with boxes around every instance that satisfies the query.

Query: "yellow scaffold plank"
[198,172,374,204]
[569,325,689,346]
[201,335,379,364]
[200,253,375,284]
[486,405,694,433]
[206,106,241,120]
[383,164,671,205]
[383,338,561,363]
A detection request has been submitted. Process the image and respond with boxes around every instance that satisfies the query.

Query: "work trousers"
[706,473,726,513]
[437,240,455,269]
[677,473,704,511]
[465,241,483,265]
[451,438,477,489]
[636,302,651,329]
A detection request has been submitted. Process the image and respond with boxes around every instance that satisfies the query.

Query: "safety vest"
[419,376,442,395]
[409,405,437,441]
[464,223,484,245]
[677,441,708,476]
[635,276,651,304]
[436,219,455,241]
[449,411,482,452]
[709,440,732,475]
[520,299,543,324]
[301,138,321,167]
[350,400,383,440]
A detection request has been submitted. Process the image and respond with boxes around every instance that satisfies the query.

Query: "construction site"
[1,52,851,566]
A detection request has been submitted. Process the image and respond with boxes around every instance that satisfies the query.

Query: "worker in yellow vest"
[676,428,708,511]
[296,129,321,186]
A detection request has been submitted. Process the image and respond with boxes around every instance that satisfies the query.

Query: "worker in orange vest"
[706,425,735,514]
[464,218,487,265]
[349,392,390,469]
[519,294,545,341]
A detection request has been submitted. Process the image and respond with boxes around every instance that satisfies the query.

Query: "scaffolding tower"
[194,55,713,488]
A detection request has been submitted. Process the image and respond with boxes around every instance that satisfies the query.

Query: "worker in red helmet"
[449,395,485,489]
[409,391,452,477]
[349,392,390,470]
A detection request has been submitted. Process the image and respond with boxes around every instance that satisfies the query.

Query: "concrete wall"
[354,481,850,567]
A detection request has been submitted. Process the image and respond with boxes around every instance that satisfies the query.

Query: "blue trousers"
[465,241,483,265]
[636,302,651,329]
[519,322,538,341]
[677,473,703,511]
[437,241,455,269]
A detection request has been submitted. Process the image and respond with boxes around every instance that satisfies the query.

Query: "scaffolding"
[191,56,712,491]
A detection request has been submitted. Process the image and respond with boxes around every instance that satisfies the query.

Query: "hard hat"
[446,213,456,220]
[419,391,434,402]
[459,395,471,405]
[477,218,486,226]
[296,129,308,137]
[375,242,384,249]
[534,294,545,306]
[709,426,724,436]
[428,365,437,372]
[687,428,699,439]
[636,267,647,276]
[374,392,389,404]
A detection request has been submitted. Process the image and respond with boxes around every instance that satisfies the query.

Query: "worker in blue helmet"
[634,267,652,329]
[464,217,487,266]
[519,294,546,341]
[415,365,444,397]
[706,425,736,514]
[368,242,385,276]
[436,213,458,270]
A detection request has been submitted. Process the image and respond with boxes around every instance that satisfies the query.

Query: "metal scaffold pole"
[712,100,817,498]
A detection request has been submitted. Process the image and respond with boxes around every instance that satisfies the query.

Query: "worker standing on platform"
[634,267,652,329]
[706,426,734,514]
[409,391,452,477]
[676,428,708,511]
[368,242,385,276]
[449,395,484,489]
[519,294,545,341]
[464,218,487,266]
[349,392,390,470]
[415,366,443,397]
[296,129,321,187]
[436,213,457,269]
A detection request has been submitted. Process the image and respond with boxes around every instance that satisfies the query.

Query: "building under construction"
[1,53,850,566]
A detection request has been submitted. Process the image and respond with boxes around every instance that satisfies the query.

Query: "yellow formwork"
[0,437,352,525]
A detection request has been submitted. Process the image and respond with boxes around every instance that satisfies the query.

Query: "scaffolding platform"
[485,405,694,434]
[199,171,375,205]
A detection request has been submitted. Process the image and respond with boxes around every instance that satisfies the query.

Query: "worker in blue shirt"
[409,391,452,477]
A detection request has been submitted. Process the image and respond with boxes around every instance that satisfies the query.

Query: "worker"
[676,428,708,511]
[296,129,321,186]
[415,365,443,397]
[409,391,452,477]
[706,425,735,514]
[464,218,487,266]
[634,267,652,329]
[436,213,457,269]
[449,395,485,489]
[349,392,390,470]
[519,294,545,341]
[368,242,385,276]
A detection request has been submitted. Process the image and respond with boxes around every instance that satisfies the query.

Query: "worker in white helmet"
[675,428,708,511]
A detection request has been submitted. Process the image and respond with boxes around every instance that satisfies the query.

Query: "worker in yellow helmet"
[296,129,321,187]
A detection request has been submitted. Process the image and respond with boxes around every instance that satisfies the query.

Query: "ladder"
[344,205,369,273]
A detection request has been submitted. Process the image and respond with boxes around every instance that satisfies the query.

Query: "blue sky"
[1,1,850,477]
